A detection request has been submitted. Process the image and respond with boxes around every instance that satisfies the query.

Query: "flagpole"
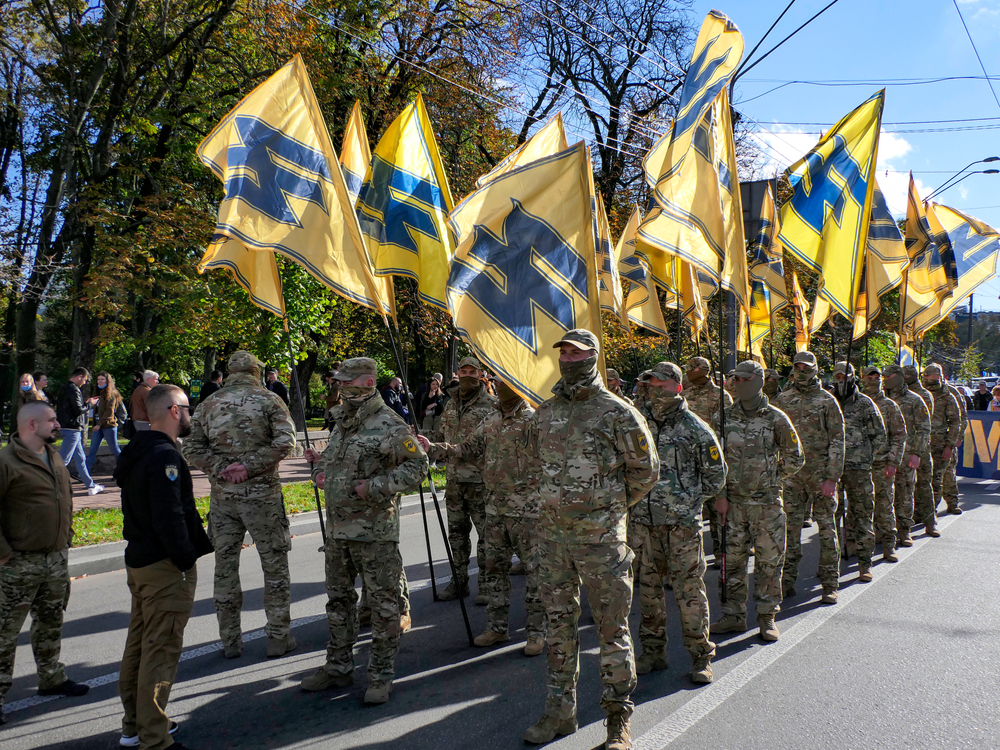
[898,270,909,362]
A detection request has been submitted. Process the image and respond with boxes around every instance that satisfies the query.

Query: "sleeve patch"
[402,437,417,454]
[165,465,179,481]
[709,445,720,461]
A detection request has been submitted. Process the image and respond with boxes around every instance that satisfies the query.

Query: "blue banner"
[959,410,1000,480]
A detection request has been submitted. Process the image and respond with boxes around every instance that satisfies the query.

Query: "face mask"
[496,382,522,412]
[834,376,857,400]
[904,372,919,385]
[459,376,479,395]
[687,369,708,386]
[885,374,904,391]
[98,383,106,389]
[924,378,941,390]
[340,385,375,411]
[559,352,599,387]
[862,380,881,396]
[762,380,779,397]
[20,384,32,391]
[792,368,815,385]
[735,375,764,405]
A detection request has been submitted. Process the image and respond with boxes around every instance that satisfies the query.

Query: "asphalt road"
[4,478,999,750]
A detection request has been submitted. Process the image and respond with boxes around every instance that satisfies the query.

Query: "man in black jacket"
[198,371,223,404]
[57,368,101,495]
[265,369,290,406]
[115,384,212,750]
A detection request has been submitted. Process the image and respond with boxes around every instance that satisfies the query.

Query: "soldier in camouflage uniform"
[522,330,658,750]
[942,378,968,515]
[683,356,731,566]
[185,351,297,658]
[606,369,632,404]
[713,361,803,641]
[633,362,725,684]
[300,358,428,705]
[831,363,887,582]
[904,365,934,414]
[776,351,845,604]
[437,356,497,603]
[860,366,907,562]
[763,369,781,399]
[883,364,931,548]
[420,380,543,655]
[920,364,961,538]
[632,371,651,412]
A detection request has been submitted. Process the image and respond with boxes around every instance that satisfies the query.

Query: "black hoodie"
[115,430,213,571]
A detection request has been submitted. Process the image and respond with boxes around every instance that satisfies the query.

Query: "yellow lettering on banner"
[969,418,1000,471]
[963,423,975,468]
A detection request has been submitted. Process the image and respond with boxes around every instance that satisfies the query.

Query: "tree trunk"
[288,350,317,432]
[202,347,217,381]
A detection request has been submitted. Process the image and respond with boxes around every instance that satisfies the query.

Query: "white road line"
[632,514,960,750]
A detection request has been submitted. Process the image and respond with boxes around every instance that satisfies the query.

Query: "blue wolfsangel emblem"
[165,465,179,482]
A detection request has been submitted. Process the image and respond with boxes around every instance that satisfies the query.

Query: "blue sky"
[689,0,1000,309]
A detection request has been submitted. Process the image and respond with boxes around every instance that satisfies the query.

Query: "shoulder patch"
[402,437,417,454]
[165,465,179,481]
[709,445,720,461]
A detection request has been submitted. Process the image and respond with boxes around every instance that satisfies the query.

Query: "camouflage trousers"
[893,465,916,537]
[703,499,722,560]
[445,482,487,589]
[721,501,785,619]
[841,468,876,568]
[0,549,69,704]
[634,522,714,662]
[913,451,937,531]
[483,513,544,639]
[537,537,635,720]
[359,555,409,617]
[872,464,897,553]
[120,559,197,750]
[783,473,840,591]
[942,451,960,511]
[208,490,291,648]
[324,539,402,683]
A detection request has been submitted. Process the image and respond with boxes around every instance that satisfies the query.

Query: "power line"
[952,0,1000,113]
[779,116,1000,126]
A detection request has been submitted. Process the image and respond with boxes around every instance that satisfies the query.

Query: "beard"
[43,433,57,444]
[178,414,192,438]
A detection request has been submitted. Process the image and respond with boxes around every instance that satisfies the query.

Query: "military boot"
[266,635,297,658]
[523,714,578,744]
[438,580,470,601]
[882,549,899,563]
[635,651,668,675]
[710,615,747,634]
[925,524,941,538]
[605,708,632,750]
[758,614,780,642]
[857,567,873,583]
[475,592,489,606]
[301,667,353,692]
[821,589,838,605]
[364,680,392,705]
[399,612,412,633]
[473,628,509,647]
[948,505,962,515]
[523,636,545,657]
[223,642,242,659]
[690,657,713,684]
[898,527,913,547]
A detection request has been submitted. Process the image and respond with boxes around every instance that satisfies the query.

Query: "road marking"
[631,514,959,750]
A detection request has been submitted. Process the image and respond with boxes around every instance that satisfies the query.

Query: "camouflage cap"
[764,368,780,380]
[862,365,882,377]
[552,328,600,352]
[902,364,920,378]
[637,369,653,383]
[606,368,620,381]
[648,361,683,383]
[457,355,483,370]
[883,364,905,377]
[733,360,765,378]
[334,357,377,382]
[923,363,943,377]
[685,356,711,371]
[833,361,855,377]
[228,350,264,374]
[792,351,818,368]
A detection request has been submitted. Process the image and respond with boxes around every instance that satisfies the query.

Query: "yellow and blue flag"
[477,113,569,188]
[748,185,787,353]
[447,142,603,404]
[595,193,626,326]
[905,204,1000,337]
[197,55,392,318]
[790,270,811,353]
[198,235,285,317]
[778,90,884,320]
[340,101,372,206]
[617,206,668,337]
[852,179,909,338]
[895,334,918,367]
[359,93,455,310]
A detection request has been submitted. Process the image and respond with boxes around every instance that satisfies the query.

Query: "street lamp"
[926,169,1000,202]
[925,156,1000,201]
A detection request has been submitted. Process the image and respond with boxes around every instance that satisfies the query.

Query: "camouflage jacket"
[776,378,845,482]
[439,383,497,484]
[926,385,962,447]
[838,391,888,471]
[609,385,633,405]
[866,389,907,468]
[946,383,968,437]
[632,399,726,528]
[528,373,659,544]
[314,392,428,542]
[684,378,732,434]
[886,383,931,457]
[908,380,934,415]
[722,398,803,504]
[429,401,539,517]
[184,372,296,495]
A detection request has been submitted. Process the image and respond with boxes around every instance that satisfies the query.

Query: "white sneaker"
[88,484,105,496]
[120,721,178,746]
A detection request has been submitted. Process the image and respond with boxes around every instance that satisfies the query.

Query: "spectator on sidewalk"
[115,384,212,750]
[32,372,50,404]
[56,368,103,496]
[86,372,126,473]
[265,368,290,406]
[10,373,45,440]
[199,371,224,404]
[0,401,91,726]
[322,366,341,431]
[381,377,410,423]
[990,386,1000,412]
[973,381,992,411]
[129,371,159,432]
[417,375,444,439]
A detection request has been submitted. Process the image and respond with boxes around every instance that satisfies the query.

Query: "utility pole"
[968,294,974,346]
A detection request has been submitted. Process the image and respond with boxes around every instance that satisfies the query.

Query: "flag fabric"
[358,93,455,310]
[595,194,626,326]
[853,179,909,338]
[748,185,788,353]
[197,55,392,318]
[617,206,668,336]
[198,235,285,316]
[895,334,918,367]
[906,204,1000,337]
[340,101,372,206]
[778,90,884,320]
[790,270,811,352]
[476,113,569,188]
[447,143,603,405]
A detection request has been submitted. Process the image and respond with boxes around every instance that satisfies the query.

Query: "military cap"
[883,364,904,377]
[647,361,683,383]
[685,356,711,371]
[334,357,377,382]
[923,363,943,377]
[606,368,620,381]
[457,356,482,370]
[833,361,855,377]
[764,368,780,380]
[637,369,653,382]
[902,364,920,377]
[861,365,881,377]
[552,328,600,352]
[733,360,764,378]
[227,350,264,374]
[792,351,818,367]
